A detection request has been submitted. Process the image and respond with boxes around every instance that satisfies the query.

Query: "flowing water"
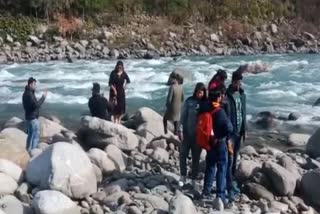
[1,54,320,130]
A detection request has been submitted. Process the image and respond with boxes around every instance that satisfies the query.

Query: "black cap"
[232,71,243,82]
[92,82,100,92]
[27,77,36,85]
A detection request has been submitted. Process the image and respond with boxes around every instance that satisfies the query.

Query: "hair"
[209,69,227,85]
[193,82,207,101]
[114,61,124,73]
[208,85,226,101]
[232,71,243,82]
[92,82,100,94]
[27,77,36,85]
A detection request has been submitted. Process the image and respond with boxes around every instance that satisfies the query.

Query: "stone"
[149,139,167,149]
[210,33,220,43]
[74,43,86,55]
[168,193,198,214]
[236,160,261,182]
[6,34,13,43]
[244,182,274,201]
[269,201,289,213]
[263,162,296,196]
[134,194,169,211]
[87,148,116,174]
[29,35,42,46]
[169,32,177,38]
[278,156,301,181]
[136,121,166,143]
[288,133,310,147]
[303,32,315,40]
[80,40,89,48]
[0,195,30,214]
[15,182,31,203]
[270,24,278,34]
[0,159,23,183]
[291,38,305,48]
[147,43,156,50]
[199,45,208,53]
[90,204,103,214]
[39,117,68,139]
[79,116,139,151]
[92,164,102,183]
[110,49,119,59]
[26,142,97,199]
[128,206,142,214]
[301,169,320,207]
[306,128,320,158]
[104,191,130,206]
[240,145,258,156]
[104,144,127,172]
[0,128,27,147]
[103,31,113,39]
[151,147,169,163]
[255,111,276,129]
[0,172,18,194]
[288,112,301,121]
[212,197,224,211]
[33,190,81,214]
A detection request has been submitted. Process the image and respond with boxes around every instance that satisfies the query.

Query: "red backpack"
[196,104,220,151]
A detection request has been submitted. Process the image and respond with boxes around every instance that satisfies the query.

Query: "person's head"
[231,71,243,91]
[216,69,228,82]
[208,89,223,103]
[171,73,179,84]
[114,61,124,73]
[27,77,37,90]
[92,82,100,95]
[193,82,207,101]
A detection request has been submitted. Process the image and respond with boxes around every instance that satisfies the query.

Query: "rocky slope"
[0,107,319,214]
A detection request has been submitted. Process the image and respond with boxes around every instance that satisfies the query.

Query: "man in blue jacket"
[225,71,246,201]
[22,77,47,152]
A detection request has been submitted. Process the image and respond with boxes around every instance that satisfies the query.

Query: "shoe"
[178,176,186,187]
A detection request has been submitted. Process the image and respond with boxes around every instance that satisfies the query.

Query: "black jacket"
[22,86,45,120]
[225,85,246,138]
[88,94,113,120]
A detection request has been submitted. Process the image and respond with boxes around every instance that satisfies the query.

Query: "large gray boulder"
[306,128,320,158]
[301,169,320,207]
[26,142,97,199]
[33,190,81,214]
[0,128,27,148]
[0,195,32,214]
[87,148,116,174]
[133,194,169,211]
[0,172,18,195]
[244,182,274,201]
[0,140,30,169]
[169,193,198,214]
[263,162,296,196]
[104,144,127,172]
[0,159,23,183]
[136,122,165,143]
[38,117,69,139]
[130,107,164,128]
[79,116,139,151]
[236,160,261,182]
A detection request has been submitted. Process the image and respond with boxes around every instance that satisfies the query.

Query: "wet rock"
[288,133,310,147]
[301,169,320,207]
[306,128,320,158]
[288,112,301,121]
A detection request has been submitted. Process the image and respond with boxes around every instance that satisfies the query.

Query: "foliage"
[0,16,36,41]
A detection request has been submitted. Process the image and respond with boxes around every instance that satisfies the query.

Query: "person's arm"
[28,92,45,110]
[124,72,131,88]
[166,85,174,108]
[179,99,189,133]
[109,73,117,96]
[214,109,233,139]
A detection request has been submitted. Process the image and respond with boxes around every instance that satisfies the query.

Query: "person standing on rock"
[109,61,130,124]
[178,82,207,188]
[163,73,184,135]
[22,77,47,152]
[201,88,233,207]
[225,71,246,201]
[208,69,228,91]
[89,83,113,120]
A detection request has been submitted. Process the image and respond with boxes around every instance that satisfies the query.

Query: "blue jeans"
[26,119,40,152]
[203,140,228,201]
[227,135,242,193]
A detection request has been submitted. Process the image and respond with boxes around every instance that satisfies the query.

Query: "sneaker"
[178,176,186,187]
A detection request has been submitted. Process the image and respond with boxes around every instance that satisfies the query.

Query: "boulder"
[270,24,278,34]
[255,111,276,129]
[28,35,42,46]
[148,139,167,149]
[92,164,102,183]
[291,38,305,48]
[131,107,163,128]
[210,33,220,43]
[303,32,315,41]
[301,169,320,207]
[87,148,116,174]
[0,141,29,169]
[306,128,320,158]
[6,34,13,43]
[263,162,296,196]
[169,193,198,214]
[270,201,289,213]
[151,148,169,163]
[104,144,127,172]
[240,145,258,156]
[133,194,169,211]
[2,117,23,129]
[79,116,139,151]
[288,112,301,121]
[0,128,27,147]
[26,142,97,199]
[74,43,86,55]
[39,117,68,139]
[0,195,31,214]
[110,49,119,59]
[236,160,261,182]
[0,159,23,183]
[288,133,310,147]
[244,183,274,201]
[33,190,81,214]
[15,182,31,203]
[0,172,18,194]
[136,122,165,142]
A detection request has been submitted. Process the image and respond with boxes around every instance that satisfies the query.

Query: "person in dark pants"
[89,83,113,120]
[201,89,233,205]
[178,82,207,188]
[225,71,246,201]
[22,77,47,153]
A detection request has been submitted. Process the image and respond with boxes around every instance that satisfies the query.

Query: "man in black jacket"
[88,83,113,121]
[225,71,246,201]
[22,77,47,152]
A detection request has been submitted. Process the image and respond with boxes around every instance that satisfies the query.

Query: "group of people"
[164,69,246,205]
[22,60,131,152]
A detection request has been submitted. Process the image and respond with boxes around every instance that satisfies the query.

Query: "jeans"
[26,119,40,152]
[203,140,228,201]
[180,135,202,180]
[227,135,242,192]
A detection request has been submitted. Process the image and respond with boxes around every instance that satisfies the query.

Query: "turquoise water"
[1,54,320,129]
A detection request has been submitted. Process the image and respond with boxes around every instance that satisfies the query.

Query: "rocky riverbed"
[0,17,319,64]
[0,107,319,214]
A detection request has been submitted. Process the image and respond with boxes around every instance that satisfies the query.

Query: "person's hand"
[43,89,48,98]
[178,131,183,141]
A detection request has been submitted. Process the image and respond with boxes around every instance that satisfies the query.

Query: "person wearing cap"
[22,77,47,152]
[89,83,113,120]
[224,71,246,201]
[208,69,228,91]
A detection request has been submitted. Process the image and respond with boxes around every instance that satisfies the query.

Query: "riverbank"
[0,16,319,64]
[0,107,319,214]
